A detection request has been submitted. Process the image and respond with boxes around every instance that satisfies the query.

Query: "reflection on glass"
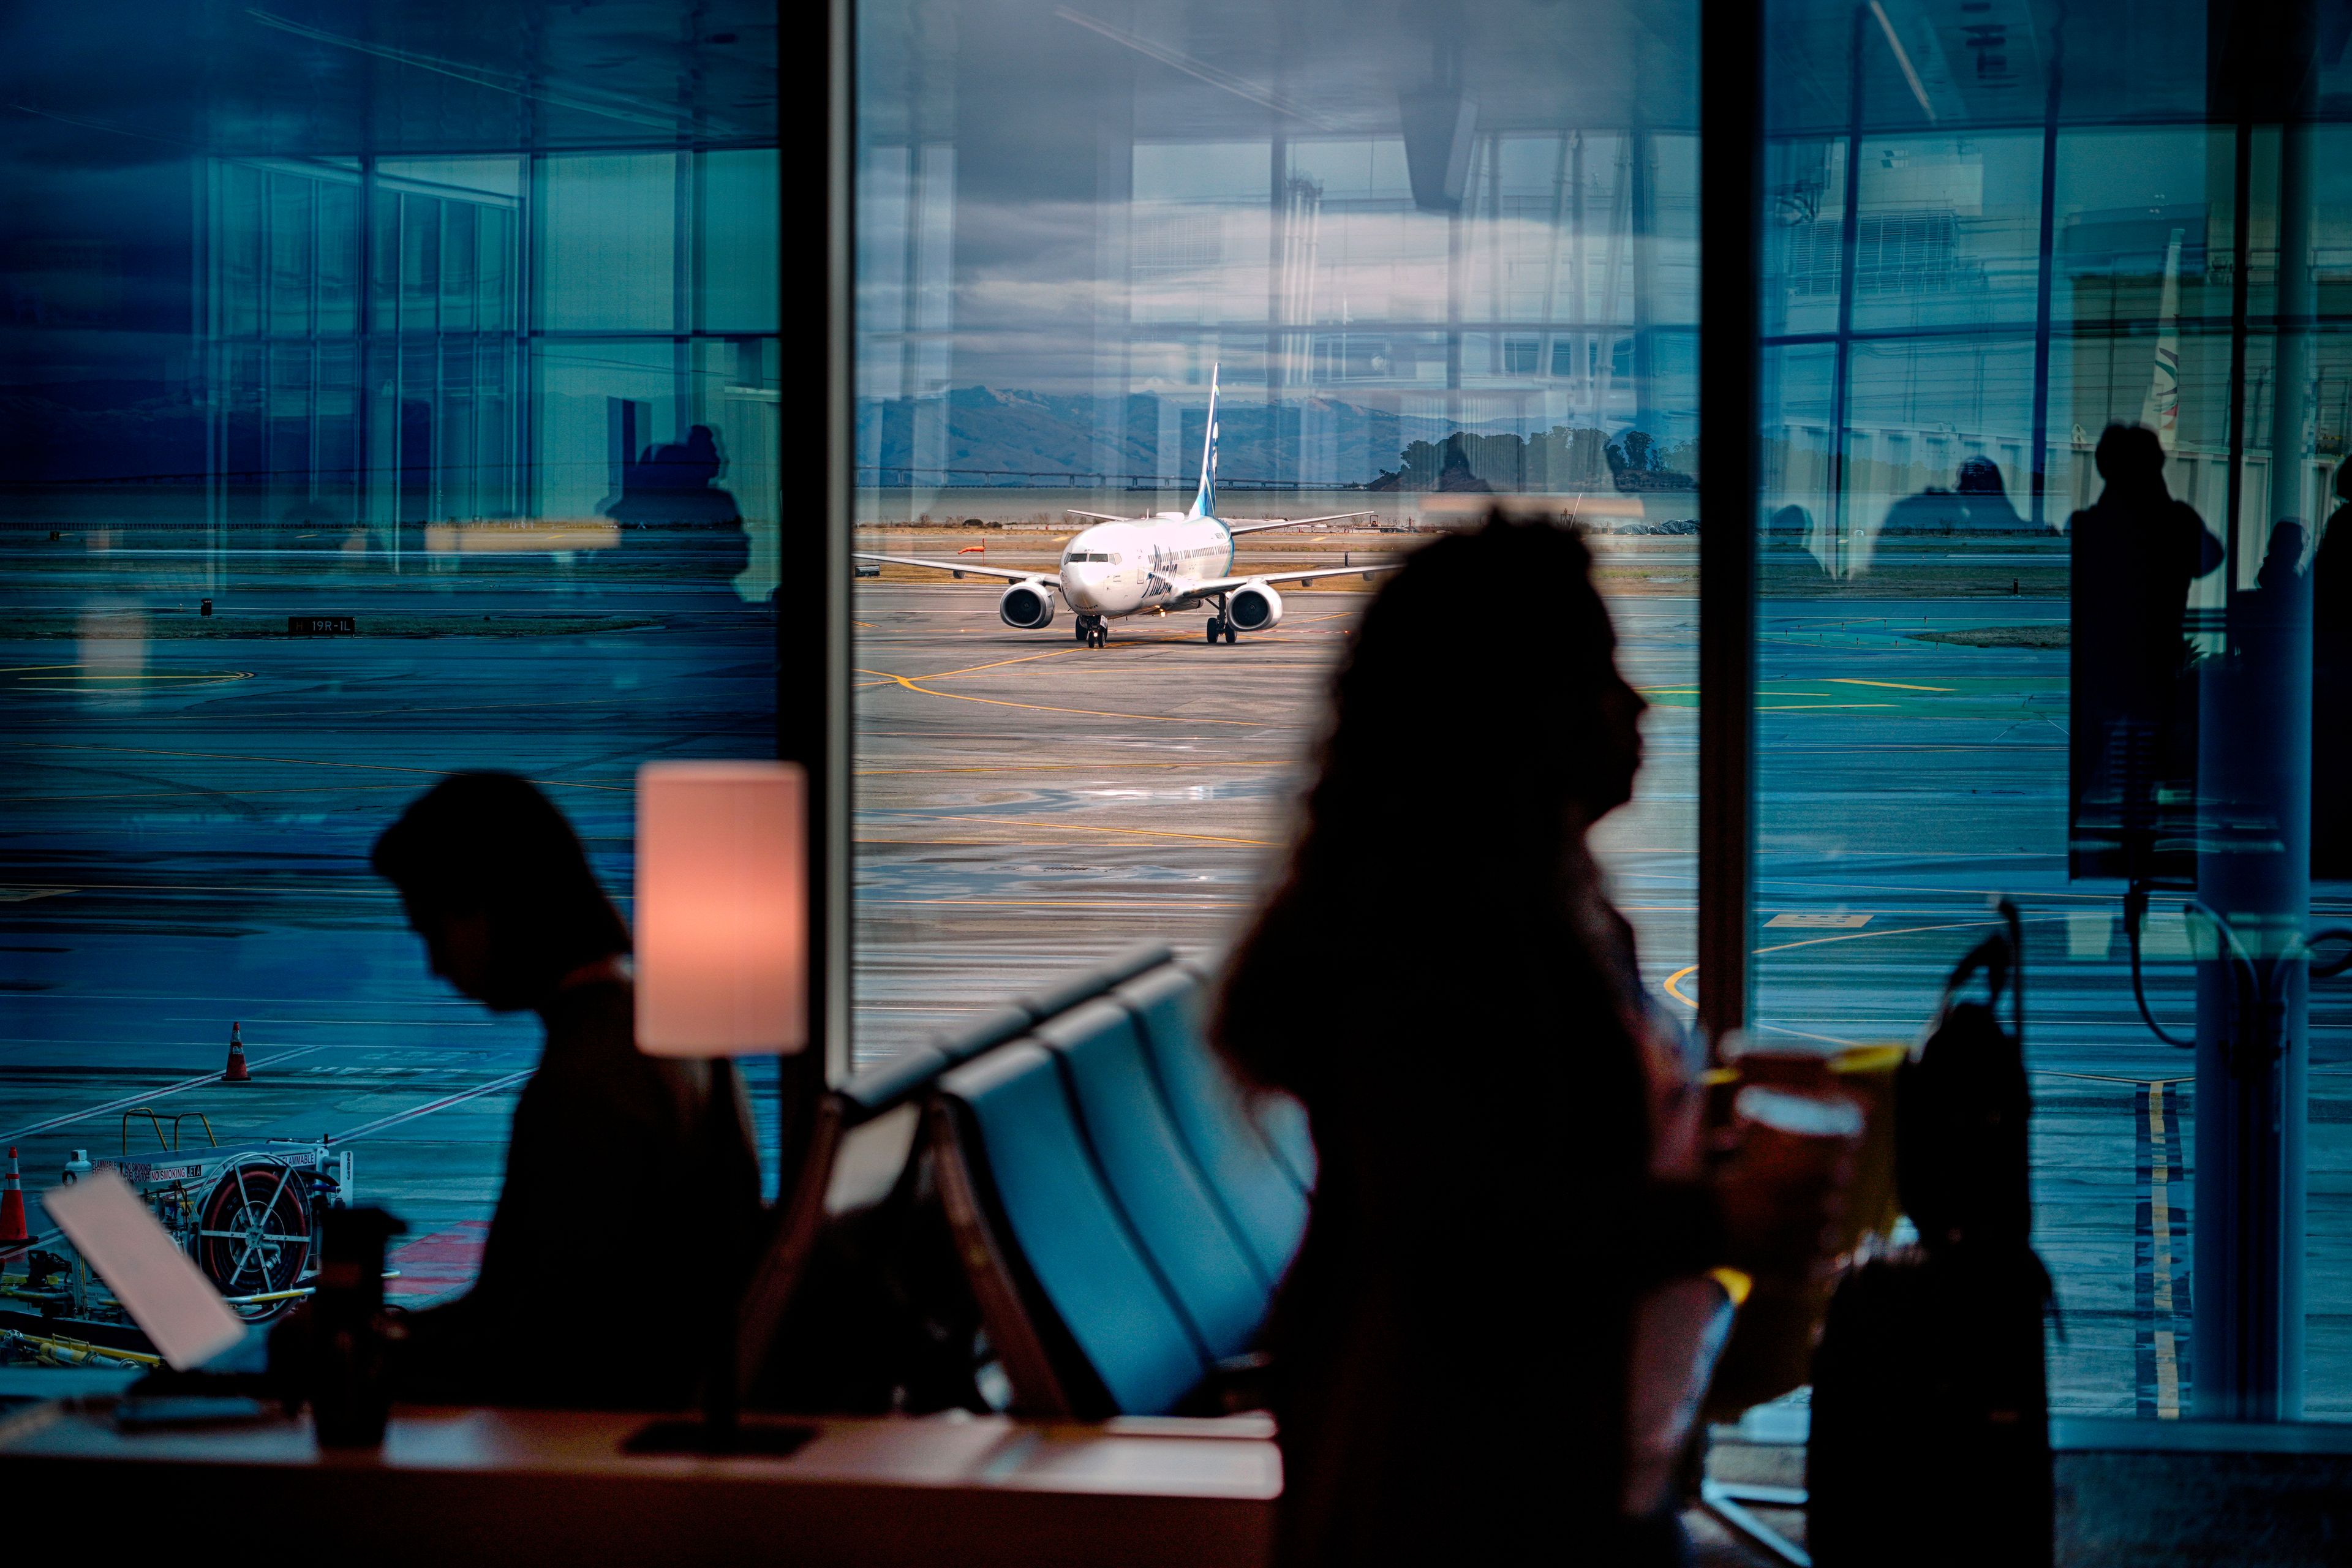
[1759,0,2346,1422]
[0,3,783,1287]
[853,0,1700,1063]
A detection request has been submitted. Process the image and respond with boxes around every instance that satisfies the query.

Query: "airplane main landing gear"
[1205,617,1223,643]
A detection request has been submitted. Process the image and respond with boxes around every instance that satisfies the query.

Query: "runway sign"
[288,615,356,636]
[1766,912,1873,929]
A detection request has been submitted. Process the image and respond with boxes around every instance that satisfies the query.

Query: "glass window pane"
[1761,0,2348,1425]
[852,1,1700,1066]
[1,7,782,1330]
[539,154,679,333]
[699,149,780,333]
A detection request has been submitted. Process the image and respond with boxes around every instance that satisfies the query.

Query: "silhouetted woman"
[1218,516,1831,1566]
[371,773,761,1407]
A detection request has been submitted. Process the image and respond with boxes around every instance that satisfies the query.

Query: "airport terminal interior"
[2,0,2350,1561]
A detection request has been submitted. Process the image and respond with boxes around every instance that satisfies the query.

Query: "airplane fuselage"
[1057,511,1236,620]
[848,361,1390,646]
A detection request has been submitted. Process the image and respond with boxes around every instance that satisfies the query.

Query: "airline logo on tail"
[2140,228,2184,450]
[1190,364,1220,519]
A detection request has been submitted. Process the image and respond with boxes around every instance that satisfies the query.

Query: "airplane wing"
[1063,510,1129,522]
[1224,511,1377,537]
[854,552,1061,587]
[1182,562,1401,596]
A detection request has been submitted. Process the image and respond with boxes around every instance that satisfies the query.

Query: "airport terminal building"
[2,1,2347,1561]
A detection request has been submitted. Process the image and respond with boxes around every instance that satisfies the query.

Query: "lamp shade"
[635,761,807,1057]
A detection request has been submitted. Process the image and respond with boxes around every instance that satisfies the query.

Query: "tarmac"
[1,524,2345,1417]
[852,573,2350,1422]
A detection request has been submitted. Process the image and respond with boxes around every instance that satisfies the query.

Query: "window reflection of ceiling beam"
[246,8,742,137]
[1868,1,1939,121]
[1055,8,1342,132]
[7,100,203,150]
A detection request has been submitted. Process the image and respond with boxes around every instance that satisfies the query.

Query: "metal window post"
[774,0,854,1182]
[1697,0,1762,1051]
[2193,0,2319,1423]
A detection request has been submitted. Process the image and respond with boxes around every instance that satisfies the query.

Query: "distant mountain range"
[855,385,1688,493]
[0,376,1688,500]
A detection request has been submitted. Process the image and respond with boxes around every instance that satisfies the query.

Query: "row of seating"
[739,945,1313,1420]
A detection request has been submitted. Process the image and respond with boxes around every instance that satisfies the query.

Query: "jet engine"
[998,581,1057,629]
[1228,581,1284,631]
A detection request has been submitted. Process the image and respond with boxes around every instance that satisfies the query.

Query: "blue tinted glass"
[852,1,1701,1065]
[1,4,781,1305]
[1760,0,2348,1423]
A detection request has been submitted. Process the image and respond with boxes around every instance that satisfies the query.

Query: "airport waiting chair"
[736,943,1176,1397]
[1172,959,1317,1194]
[1032,998,1268,1363]
[931,1042,1209,1419]
[1115,966,1311,1287]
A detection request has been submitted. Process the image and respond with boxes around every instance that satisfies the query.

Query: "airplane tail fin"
[1189,364,1220,518]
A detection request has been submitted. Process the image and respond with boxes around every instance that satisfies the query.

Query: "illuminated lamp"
[627,759,812,1457]
[635,760,807,1058]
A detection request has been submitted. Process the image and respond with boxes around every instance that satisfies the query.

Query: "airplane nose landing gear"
[1076,615,1107,647]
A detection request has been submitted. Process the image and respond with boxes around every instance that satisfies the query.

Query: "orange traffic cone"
[222,1022,253,1084]
[1,1147,29,1246]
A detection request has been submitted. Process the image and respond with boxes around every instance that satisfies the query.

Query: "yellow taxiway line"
[873,812,1278,848]
[17,743,627,793]
[854,667,1261,726]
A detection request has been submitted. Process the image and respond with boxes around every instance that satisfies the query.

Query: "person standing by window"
[1217,516,1842,1565]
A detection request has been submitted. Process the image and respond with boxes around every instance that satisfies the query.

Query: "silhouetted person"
[1955,456,2025,532]
[369,773,761,1408]
[2068,424,2221,875]
[2317,469,2352,876]
[606,423,754,600]
[1216,515,1844,1567]
[1883,458,2024,537]
[1881,483,1967,535]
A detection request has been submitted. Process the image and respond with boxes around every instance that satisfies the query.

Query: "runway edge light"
[635,761,809,1057]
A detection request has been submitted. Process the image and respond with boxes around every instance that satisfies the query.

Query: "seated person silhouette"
[368,773,761,1408]
[605,423,753,601]
[1954,456,2025,532]
[1882,458,2024,536]
[1216,515,1847,1567]
[1880,482,1967,535]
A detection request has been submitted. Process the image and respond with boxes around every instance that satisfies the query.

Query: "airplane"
[854,365,1395,647]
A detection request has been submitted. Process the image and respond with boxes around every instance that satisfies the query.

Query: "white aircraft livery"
[855,365,1393,646]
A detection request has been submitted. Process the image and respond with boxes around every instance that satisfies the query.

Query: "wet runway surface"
[853,580,2351,1419]
[3,540,2345,1415]
[1,533,782,1297]
[850,581,1701,1062]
